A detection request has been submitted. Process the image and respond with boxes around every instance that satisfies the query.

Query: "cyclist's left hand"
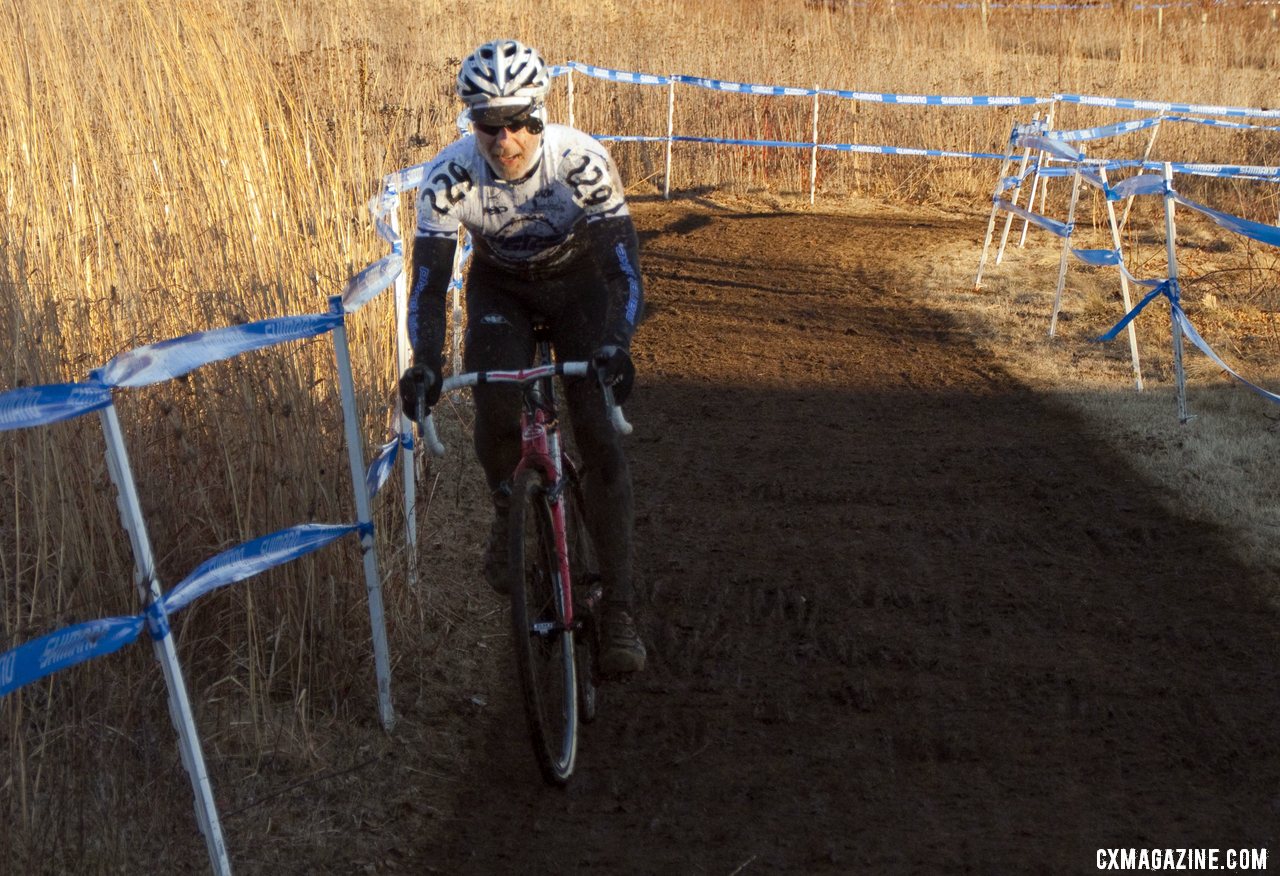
[399,362,441,420]
[592,344,635,405]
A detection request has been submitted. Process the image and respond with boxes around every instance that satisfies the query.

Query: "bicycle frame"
[418,353,626,627]
[510,348,575,628]
[415,349,627,782]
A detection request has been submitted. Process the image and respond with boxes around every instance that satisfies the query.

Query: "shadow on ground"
[409,203,1280,874]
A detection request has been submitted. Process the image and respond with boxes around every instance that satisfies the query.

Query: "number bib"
[414,124,628,272]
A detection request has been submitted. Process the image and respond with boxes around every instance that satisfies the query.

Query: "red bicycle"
[418,330,631,784]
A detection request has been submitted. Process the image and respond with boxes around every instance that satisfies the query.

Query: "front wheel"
[508,468,578,785]
[563,464,601,724]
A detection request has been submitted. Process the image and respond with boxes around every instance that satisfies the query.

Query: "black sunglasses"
[473,116,544,136]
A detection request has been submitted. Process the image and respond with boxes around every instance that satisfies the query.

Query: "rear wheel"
[508,467,578,784]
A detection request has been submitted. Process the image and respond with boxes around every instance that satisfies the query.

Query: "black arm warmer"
[408,234,459,368]
[583,214,645,348]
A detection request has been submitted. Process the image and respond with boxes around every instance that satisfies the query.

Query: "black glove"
[592,344,635,406]
[399,362,441,420]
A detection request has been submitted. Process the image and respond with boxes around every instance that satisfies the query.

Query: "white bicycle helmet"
[456,40,550,125]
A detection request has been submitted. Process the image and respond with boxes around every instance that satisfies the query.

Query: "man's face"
[474,122,542,181]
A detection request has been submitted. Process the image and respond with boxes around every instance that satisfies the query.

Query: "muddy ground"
[363,197,1279,874]
[50,196,1280,874]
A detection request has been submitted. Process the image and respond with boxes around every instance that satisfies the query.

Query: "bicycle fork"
[517,407,575,630]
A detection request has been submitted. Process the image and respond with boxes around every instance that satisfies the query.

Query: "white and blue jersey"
[414,124,629,274]
[407,123,644,366]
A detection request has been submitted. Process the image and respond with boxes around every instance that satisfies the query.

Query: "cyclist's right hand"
[399,362,441,421]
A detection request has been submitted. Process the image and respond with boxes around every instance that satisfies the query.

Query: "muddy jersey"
[414,124,628,274]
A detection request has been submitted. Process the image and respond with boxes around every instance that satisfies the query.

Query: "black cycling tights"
[462,257,636,607]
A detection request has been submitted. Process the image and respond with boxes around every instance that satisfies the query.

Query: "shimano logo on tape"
[0,651,15,687]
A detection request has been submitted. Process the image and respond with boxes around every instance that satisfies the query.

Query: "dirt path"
[12,196,1280,876]
[384,200,1280,873]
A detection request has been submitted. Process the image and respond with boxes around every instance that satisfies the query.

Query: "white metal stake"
[1100,166,1144,391]
[96,397,231,876]
[1119,113,1163,236]
[329,297,396,729]
[391,202,417,587]
[663,80,675,200]
[1019,167,1043,249]
[974,126,1018,289]
[995,112,1038,266]
[852,117,861,195]
[566,68,575,129]
[1162,163,1191,422]
[1020,99,1057,248]
[1048,149,1085,338]
[809,86,820,206]
[450,233,467,377]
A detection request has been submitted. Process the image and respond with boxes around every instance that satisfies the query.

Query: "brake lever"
[598,374,633,436]
[410,378,445,457]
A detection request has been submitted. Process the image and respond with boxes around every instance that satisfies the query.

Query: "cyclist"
[399,39,647,674]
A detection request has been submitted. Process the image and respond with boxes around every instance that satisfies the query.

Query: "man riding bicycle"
[398,39,646,674]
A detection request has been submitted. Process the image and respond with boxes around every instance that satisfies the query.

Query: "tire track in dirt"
[417,201,1280,874]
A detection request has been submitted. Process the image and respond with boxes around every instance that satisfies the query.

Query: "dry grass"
[3,0,1280,868]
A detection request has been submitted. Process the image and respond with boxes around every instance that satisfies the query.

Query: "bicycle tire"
[563,462,601,724]
[508,467,579,785]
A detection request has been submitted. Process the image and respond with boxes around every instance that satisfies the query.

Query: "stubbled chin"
[489,154,525,179]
